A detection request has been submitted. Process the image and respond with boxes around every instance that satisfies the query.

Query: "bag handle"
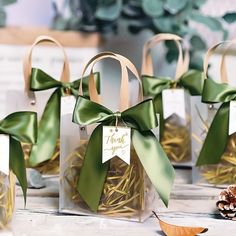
[141,33,186,79]
[220,39,236,84]
[23,35,70,103]
[203,40,235,83]
[79,51,143,111]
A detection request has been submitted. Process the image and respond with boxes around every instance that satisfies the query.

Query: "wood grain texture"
[0,27,101,47]
[5,171,234,236]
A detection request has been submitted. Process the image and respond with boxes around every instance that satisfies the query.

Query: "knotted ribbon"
[0,111,37,202]
[73,96,175,212]
[28,68,100,167]
[196,78,234,165]
[142,70,204,135]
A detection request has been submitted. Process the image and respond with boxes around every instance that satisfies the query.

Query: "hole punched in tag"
[79,126,89,140]
[28,91,36,106]
[80,126,86,131]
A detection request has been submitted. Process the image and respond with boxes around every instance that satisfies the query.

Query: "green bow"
[73,96,175,212]
[142,70,204,136]
[28,68,100,167]
[196,78,235,166]
[0,111,37,203]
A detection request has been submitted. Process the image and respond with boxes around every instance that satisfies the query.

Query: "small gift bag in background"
[15,36,100,175]
[59,52,175,222]
[0,111,37,228]
[141,33,204,166]
[194,40,236,186]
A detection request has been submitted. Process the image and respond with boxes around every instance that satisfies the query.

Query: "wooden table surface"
[2,170,235,236]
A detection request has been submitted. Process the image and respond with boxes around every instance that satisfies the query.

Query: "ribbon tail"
[9,137,27,204]
[28,89,61,166]
[197,102,229,166]
[132,129,175,207]
[77,124,109,212]
[153,94,164,137]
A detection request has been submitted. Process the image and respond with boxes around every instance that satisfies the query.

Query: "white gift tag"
[102,126,131,165]
[61,96,76,116]
[229,101,236,135]
[0,134,10,175]
[152,113,160,141]
[162,88,186,120]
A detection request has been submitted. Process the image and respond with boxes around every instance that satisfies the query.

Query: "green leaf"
[51,16,68,30]
[165,41,179,63]
[95,0,122,21]
[0,9,6,27]
[189,51,204,70]
[191,12,223,31]
[165,0,188,14]
[177,25,196,36]
[223,12,236,24]
[190,35,206,50]
[153,16,174,32]
[223,29,229,40]
[193,0,207,8]
[128,0,142,7]
[1,0,17,6]
[142,0,164,17]
[166,49,178,63]
[174,2,193,23]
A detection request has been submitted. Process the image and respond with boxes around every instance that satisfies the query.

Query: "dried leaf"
[153,211,208,236]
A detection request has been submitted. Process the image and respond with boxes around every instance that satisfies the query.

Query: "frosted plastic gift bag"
[13,36,99,175]
[59,52,175,222]
[0,111,37,229]
[141,33,204,166]
[194,40,236,186]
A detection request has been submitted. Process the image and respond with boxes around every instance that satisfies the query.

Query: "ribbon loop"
[28,67,100,166]
[142,70,204,98]
[142,70,204,137]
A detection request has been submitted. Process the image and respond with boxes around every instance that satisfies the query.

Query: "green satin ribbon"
[196,78,234,166]
[73,96,175,212]
[142,70,204,135]
[0,112,37,202]
[28,68,100,167]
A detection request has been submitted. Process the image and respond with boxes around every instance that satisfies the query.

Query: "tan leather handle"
[23,35,70,98]
[220,38,236,84]
[141,33,185,79]
[203,40,233,83]
[79,51,143,111]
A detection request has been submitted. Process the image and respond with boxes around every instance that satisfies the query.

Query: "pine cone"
[216,185,236,220]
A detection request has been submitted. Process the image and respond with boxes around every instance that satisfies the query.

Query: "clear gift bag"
[59,52,174,222]
[193,40,236,186]
[9,36,99,175]
[141,33,204,166]
[0,111,37,229]
[11,36,71,175]
[0,171,15,229]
